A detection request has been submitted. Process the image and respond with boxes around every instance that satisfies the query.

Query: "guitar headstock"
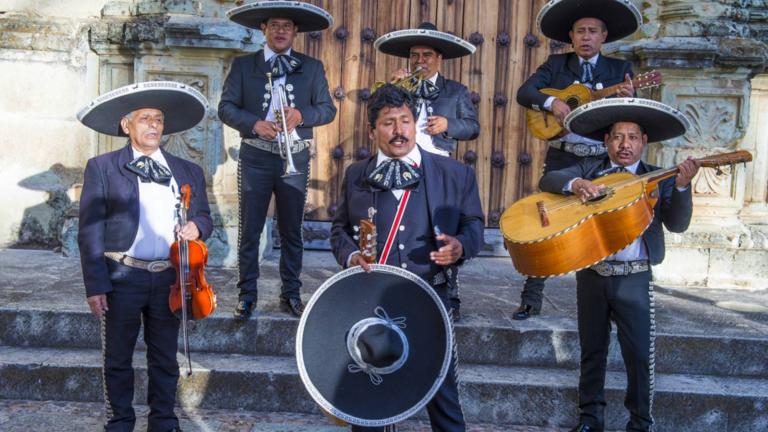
[359,219,377,264]
[633,70,663,90]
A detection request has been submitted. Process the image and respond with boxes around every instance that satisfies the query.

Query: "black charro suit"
[427,74,479,153]
[540,157,693,431]
[330,149,484,432]
[219,49,336,306]
[78,144,213,431]
[514,52,634,313]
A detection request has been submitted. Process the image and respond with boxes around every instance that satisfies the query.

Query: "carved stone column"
[608,1,768,288]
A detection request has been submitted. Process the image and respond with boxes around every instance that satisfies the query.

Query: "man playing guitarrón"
[540,98,701,432]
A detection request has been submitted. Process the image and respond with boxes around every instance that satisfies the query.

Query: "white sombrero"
[76,81,208,137]
[564,98,691,142]
[374,22,476,60]
[537,0,642,44]
[227,1,333,32]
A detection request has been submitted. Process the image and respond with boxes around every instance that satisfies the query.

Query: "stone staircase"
[1,249,767,431]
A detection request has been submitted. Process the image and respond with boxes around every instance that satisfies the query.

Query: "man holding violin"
[514,0,641,320]
[77,81,212,432]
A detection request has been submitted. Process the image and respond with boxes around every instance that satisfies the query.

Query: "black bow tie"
[125,155,172,186]
[269,54,301,78]
[596,165,629,177]
[413,79,440,101]
[367,159,422,190]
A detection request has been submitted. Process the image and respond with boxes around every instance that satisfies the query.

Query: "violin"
[169,183,217,375]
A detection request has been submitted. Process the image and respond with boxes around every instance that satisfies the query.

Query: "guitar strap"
[378,189,413,265]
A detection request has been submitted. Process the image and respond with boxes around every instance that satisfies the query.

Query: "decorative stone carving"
[678,96,741,148]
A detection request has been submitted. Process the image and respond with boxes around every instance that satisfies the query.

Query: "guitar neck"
[638,150,753,187]
[592,80,636,100]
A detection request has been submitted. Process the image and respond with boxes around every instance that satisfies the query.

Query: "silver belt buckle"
[147,260,170,273]
[572,143,591,157]
[591,262,613,277]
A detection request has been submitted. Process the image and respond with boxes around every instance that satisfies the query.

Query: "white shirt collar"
[264,45,292,61]
[426,72,438,84]
[376,145,422,168]
[579,53,600,66]
[611,159,641,174]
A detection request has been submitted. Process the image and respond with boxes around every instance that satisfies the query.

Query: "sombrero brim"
[296,265,452,427]
[76,81,208,137]
[565,98,691,142]
[374,29,476,59]
[226,1,333,32]
[537,0,642,43]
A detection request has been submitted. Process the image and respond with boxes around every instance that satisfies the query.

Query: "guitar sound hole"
[586,190,609,203]
[566,98,579,109]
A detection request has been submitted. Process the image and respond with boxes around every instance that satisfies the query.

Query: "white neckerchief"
[415,73,449,157]
[376,146,422,200]
[605,159,648,262]
[125,147,180,261]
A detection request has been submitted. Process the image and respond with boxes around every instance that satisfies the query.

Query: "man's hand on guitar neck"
[349,253,372,273]
[675,156,701,189]
[616,73,634,97]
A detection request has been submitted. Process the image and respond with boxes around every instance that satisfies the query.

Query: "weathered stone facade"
[0,0,765,287]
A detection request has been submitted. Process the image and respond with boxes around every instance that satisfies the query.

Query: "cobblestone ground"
[0,399,590,432]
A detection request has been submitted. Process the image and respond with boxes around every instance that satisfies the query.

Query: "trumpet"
[267,72,302,178]
[370,66,425,93]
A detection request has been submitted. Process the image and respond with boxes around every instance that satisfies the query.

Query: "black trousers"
[575,268,654,432]
[102,261,179,432]
[351,294,466,432]
[237,144,310,302]
[519,147,605,310]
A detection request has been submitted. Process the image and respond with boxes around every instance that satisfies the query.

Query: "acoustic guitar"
[500,150,753,277]
[526,71,663,140]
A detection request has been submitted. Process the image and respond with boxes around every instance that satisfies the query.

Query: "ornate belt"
[590,260,649,277]
[104,252,171,273]
[549,141,606,157]
[242,137,310,155]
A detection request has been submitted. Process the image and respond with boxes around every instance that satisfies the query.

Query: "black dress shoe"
[569,424,601,432]
[280,297,305,317]
[233,299,255,320]
[512,304,540,320]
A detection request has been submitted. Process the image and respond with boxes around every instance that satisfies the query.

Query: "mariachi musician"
[541,98,700,432]
[219,1,337,319]
[77,81,212,431]
[374,22,479,320]
[330,84,484,431]
[514,0,641,320]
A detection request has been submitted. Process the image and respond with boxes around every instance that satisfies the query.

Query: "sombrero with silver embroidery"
[564,98,691,142]
[537,0,642,44]
[296,265,452,427]
[76,81,208,137]
[226,1,333,32]
[374,22,476,59]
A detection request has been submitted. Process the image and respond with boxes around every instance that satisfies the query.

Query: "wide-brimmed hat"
[296,264,452,427]
[76,81,208,137]
[374,22,476,60]
[537,0,642,44]
[227,1,333,32]
[564,98,691,142]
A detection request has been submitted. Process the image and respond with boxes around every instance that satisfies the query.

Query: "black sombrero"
[296,265,452,427]
[564,98,691,142]
[76,81,208,137]
[537,0,642,44]
[374,22,476,60]
[226,1,333,32]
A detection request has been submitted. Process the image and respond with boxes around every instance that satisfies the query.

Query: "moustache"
[389,135,408,144]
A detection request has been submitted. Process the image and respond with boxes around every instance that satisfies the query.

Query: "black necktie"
[581,61,594,84]
[125,155,172,186]
[366,159,422,190]
[269,54,301,78]
[596,165,628,177]
[413,79,440,101]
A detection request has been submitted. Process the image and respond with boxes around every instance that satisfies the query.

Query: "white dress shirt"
[125,147,179,261]
[263,46,301,142]
[415,73,449,157]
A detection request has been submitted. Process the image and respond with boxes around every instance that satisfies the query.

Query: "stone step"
[0,399,578,432]
[3,308,766,379]
[1,345,766,431]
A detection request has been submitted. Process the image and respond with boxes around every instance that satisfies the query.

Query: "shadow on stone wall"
[14,163,82,251]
